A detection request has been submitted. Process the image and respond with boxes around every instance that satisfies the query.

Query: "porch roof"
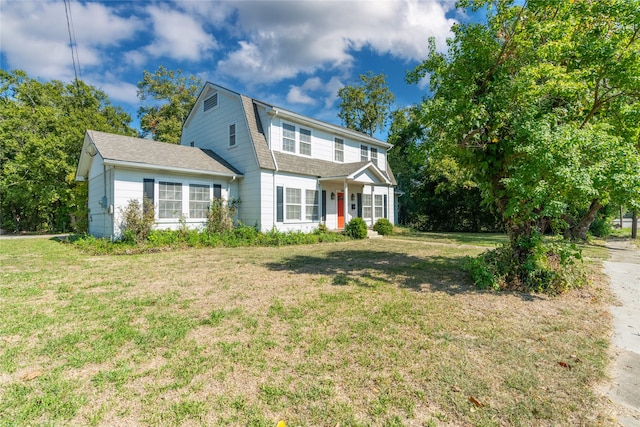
[273,152,395,185]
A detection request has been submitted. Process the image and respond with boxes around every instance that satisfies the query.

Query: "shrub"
[373,218,393,236]
[344,217,368,239]
[206,198,238,234]
[119,198,154,243]
[465,235,587,295]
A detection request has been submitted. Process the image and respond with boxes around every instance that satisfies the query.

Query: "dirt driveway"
[602,239,640,426]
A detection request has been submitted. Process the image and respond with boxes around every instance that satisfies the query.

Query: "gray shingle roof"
[273,151,396,184]
[241,95,276,170]
[86,130,241,176]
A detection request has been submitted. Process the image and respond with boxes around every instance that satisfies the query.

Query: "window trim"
[374,194,383,219]
[334,137,344,162]
[371,147,378,167]
[362,193,372,220]
[282,123,296,153]
[158,181,183,219]
[361,145,369,162]
[305,189,319,221]
[285,187,302,221]
[189,184,211,219]
[228,122,237,147]
[299,127,312,156]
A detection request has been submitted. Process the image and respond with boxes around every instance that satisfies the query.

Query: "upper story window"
[299,128,311,156]
[370,147,378,167]
[334,138,344,162]
[361,145,369,162]
[229,123,236,147]
[283,123,295,153]
[204,93,218,111]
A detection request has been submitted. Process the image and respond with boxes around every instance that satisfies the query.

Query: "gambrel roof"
[76,130,242,181]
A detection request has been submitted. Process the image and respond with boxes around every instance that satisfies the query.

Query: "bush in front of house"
[120,198,155,243]
[344,217,368,239]
[373,218,393,236]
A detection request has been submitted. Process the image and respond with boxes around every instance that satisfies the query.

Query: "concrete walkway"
[602,239,640,426]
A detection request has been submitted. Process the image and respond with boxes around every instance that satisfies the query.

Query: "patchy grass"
[0,235,616,426]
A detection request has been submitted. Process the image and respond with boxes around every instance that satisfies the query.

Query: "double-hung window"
[361,145,369,162]
[189,184,210,219]
[283,123,295,153]
[300,128,311,156]
[371,147,378,167]
[362,194,372,219]
[229,123,236,147]
[334,138,344,162]
[374,194,383,218]
[286,188,301,220]
[159,182,182,219]
[305,190,318,221]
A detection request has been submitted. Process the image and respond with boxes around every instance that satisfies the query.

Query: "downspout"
[269,113,279,230]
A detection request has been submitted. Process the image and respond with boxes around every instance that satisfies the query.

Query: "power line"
[63,0,81,87]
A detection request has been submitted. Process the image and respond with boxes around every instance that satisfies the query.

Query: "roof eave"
[102,159,243,179]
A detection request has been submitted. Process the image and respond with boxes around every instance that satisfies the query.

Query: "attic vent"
[204,93,218,111]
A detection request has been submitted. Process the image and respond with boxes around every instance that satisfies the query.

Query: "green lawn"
[0,234,615,426]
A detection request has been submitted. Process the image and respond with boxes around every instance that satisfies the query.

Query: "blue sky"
[1,0,469,137]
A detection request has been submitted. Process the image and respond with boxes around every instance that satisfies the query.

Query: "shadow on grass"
[265,248,541,301]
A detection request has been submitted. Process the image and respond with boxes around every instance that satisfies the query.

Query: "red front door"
[337,192,345,229]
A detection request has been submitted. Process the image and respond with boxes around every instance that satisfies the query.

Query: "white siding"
[87,154,112,238]
[273,173,322,233]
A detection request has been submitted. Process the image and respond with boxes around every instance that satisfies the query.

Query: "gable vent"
[204,93,218,111]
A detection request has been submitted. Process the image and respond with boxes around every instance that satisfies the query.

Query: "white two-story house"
[76,82,397,238]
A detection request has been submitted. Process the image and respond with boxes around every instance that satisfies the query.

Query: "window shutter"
[213,184,222,199]
[357,193,362,218]
[276,186,284,222]
[143,179,154,214]
[384,194,388,219]
[321,190,327,221]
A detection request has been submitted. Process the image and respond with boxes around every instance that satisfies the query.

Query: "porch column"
[370,185,374,227]
[343,179,349,225]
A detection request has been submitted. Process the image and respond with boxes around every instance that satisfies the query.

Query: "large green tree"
[337,72,395,137]
[0,70,135,232]
[408,0,640,290]
[137,66,202,143]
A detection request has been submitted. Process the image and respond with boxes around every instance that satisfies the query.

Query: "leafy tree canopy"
[137,66,202,143]
[0,69,135,232]
[408,0,640,241]
[338,71,395,136]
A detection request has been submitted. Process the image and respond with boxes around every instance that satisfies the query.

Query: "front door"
[337,192,345,229]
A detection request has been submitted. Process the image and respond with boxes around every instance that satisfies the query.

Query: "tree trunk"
[569,199,601,240]
[632,210,638,239]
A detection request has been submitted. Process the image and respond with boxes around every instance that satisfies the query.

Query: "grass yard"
[0,233,615,426]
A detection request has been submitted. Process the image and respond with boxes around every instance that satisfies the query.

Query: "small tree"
[205,198,238,234]
[119,198,155,243]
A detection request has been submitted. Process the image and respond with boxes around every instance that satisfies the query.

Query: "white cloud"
[144,5,218,61]
[216,0,456,84]
[286,76,345,111]
[0,0,141,80]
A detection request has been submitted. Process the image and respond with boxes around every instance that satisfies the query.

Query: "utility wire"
[63,0,81,89]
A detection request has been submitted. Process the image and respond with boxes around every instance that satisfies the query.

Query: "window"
[305,190,318,221]
[204,93,218,111]
[362,194,372,219]
[143,179,154,214]
[371,147,378,166]
[334,138,344,162]
[283,123,295,153]
[300,128,311,156]
[286,188,301,220]
[189,184,210,219]
[361,145,369,162]
[374,194,383,218]
[229,123,236,147]
[159,182,182,219]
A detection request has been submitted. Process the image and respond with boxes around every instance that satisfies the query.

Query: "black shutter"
[357,193,362,218]
[321,190,327,221]
[213,184,222,199]
[143,179,154,214]
[276,186,284,222]
[384,194,388,219]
